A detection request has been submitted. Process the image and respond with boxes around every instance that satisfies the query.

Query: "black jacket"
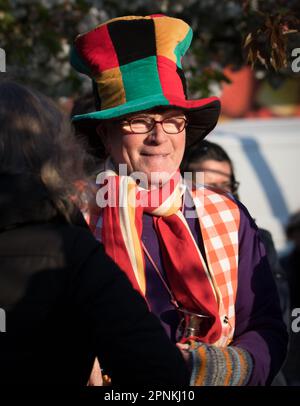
[0,174,189,385]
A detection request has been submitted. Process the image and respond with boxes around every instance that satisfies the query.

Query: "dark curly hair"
[0,79,94,221]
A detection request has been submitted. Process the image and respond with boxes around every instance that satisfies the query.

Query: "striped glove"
[189,342,253,386]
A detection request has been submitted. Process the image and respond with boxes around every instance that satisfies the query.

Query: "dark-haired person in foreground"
[0,79,189,385]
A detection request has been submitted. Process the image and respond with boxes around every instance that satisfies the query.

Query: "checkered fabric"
[192,186,240,346]
[87,160,240,346]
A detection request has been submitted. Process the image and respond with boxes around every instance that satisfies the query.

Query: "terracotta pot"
[220,66,255,118]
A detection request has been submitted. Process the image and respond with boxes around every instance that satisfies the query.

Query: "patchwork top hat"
[71,14,221,156]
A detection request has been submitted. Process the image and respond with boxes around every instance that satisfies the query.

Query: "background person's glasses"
[189,171,240,194]
[122,116,188,134]
[203,180,240,194]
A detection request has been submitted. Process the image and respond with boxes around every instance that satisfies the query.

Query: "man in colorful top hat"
[71,15,287,385]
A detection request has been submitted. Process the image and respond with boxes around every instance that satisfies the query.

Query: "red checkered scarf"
[88,161,240,345]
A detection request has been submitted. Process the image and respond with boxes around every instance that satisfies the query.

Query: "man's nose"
[148,121,168,143]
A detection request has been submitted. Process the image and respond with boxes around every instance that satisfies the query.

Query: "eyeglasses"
[188,169,240,195]
[204,181,240,194]
[121,116,188,134]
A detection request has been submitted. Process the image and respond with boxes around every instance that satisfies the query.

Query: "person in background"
[0,79,189,385]
[281,211,300,313]
[71,14,287,385]
[281,210,300,385]
[181,139,290,385]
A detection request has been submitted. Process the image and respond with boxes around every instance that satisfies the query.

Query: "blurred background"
[0,0,299,251]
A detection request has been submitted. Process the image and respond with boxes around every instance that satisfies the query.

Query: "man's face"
[99,109,186,185]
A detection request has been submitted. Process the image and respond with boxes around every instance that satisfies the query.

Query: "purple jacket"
[142,198,288,385]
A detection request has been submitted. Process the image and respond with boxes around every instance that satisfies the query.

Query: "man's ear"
[96,123,111,154]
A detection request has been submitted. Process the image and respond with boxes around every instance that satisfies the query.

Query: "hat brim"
[72,94,220,159]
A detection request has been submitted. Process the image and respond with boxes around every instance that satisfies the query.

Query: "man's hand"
[176,342,191,363]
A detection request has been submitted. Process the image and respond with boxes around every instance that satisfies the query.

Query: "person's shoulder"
[55,222,103,261]
[232,198,257,226]
[4,220,101,263]
[257,228,273,247]
[36,222,109,279]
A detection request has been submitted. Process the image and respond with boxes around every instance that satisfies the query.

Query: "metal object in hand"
[176,308,210,341]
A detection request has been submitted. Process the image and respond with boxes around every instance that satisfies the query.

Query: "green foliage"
[0,0,299,98]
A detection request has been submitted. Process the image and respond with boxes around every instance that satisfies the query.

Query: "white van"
[208,117,300,252]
